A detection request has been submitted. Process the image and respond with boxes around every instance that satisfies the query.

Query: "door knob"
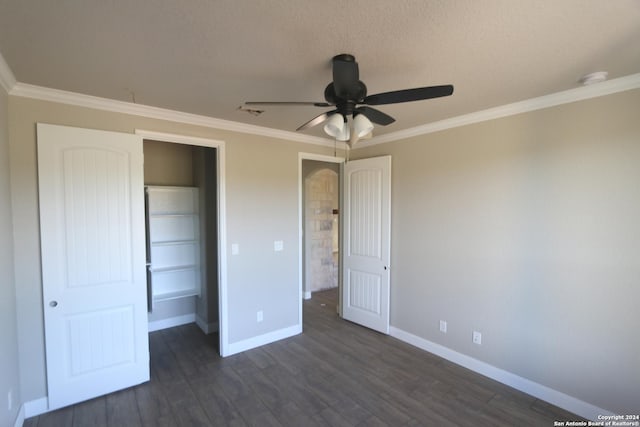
[49,301,58,307]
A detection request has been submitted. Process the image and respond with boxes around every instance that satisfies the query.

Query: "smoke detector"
[579,71,608,86]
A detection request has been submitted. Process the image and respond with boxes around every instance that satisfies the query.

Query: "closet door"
[38,124,149,410]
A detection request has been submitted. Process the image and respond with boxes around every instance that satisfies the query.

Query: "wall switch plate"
[274,240,284,252]
[257,310,263,323]
[472,331,482,345]
[7,389,12,411]
[439,320,447,333]
[231,243,239,255]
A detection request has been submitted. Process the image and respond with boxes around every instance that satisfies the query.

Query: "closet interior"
[143,140,219,339]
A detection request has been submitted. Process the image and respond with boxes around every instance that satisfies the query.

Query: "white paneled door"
[37,124,149,410]
[342,156,391,334]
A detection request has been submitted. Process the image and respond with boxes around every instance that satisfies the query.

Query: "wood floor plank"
[72,396,107,427]
[105,388,142,427]
[22,417,38,427]
[233,359,323,426]
[486,393,556,426]
[269,400,324,427]
[133,380,178,427]
[255,364,330,415]
[244,347,277,370]
[441,387,530,427]
[378,384,461,426]
[31,406,73,427]
[286,338,413,425]
[531,398,583,421]
[317,406,356,427]
[355,414,390,427]
[231,394,283,427]
[210,363,282,427]
[189,376,248,427]
[171,403,212,427]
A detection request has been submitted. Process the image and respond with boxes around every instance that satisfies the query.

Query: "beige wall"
[143,139,195,186]
[225,136,308,342]
[0,85,21,426]
[8,96,334,401]
[352,89,640,414]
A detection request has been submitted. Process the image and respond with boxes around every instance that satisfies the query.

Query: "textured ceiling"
[1,0,639,138]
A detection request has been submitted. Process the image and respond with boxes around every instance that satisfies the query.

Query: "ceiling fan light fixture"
[338,123,350,142]
[324,114,350,141]
[353,113,374,139]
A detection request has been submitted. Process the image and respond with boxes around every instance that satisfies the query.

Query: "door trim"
[298,153,344,326]
[135,130,229,356]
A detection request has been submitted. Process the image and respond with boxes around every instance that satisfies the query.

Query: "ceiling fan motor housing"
[324,81,367,116]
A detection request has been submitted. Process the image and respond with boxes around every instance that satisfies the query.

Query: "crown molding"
[0,51,17,93]
[9,82,332,146]
[361,73,640,148]
[6,65,639,148]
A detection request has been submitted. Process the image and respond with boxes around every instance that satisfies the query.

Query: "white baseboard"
[225,324,301,356]
[389,327,613,421]
[303,291,311,300]
[13,404,25,427]
[148,313,195,332]
[23,396,48,418]
[195,315,219,334]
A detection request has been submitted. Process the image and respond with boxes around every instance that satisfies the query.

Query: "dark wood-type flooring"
[25,288,582,426]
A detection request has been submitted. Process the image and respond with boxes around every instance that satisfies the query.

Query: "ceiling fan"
[245,54,453,143]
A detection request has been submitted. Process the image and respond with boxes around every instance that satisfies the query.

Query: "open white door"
[342,155,391,334]
[38,124,149,410]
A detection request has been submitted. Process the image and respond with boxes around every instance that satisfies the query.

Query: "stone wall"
[305,169,339,292]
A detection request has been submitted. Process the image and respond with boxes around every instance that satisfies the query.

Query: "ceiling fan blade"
[356,106,395,126]
[296,110,338,131]
[363,85,454,105]
[332,54,359,98]
[245,101,332,107]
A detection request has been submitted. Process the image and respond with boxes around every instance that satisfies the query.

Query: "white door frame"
[298,152,345,324]
[135,130,230,356]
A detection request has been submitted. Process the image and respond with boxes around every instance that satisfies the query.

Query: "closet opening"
[143,139,220,350]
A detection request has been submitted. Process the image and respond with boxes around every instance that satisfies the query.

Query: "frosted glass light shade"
[353,113,373,138]
[324,114,350,141]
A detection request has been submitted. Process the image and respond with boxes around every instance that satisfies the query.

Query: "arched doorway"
[303,163,340,299]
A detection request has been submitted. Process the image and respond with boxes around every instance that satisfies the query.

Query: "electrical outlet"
[231,243,239,255]
[472,331,482,345]
[7,389,12,411]
[274,240,284,252]
[439,320,447,333]
[257,310,263,323]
